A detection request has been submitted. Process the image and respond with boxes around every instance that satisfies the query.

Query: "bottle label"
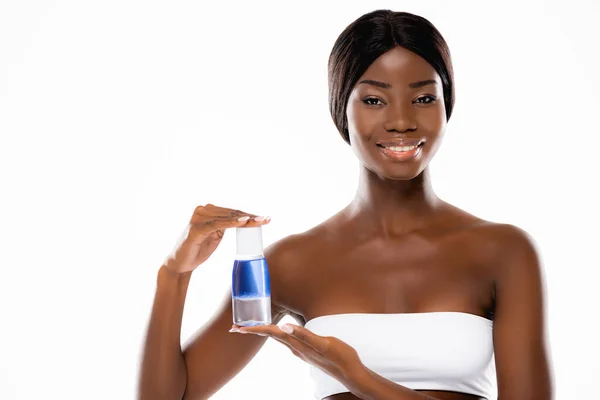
[232,257,271,298]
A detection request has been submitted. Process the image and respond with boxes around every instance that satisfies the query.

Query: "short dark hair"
[328,9,455,144]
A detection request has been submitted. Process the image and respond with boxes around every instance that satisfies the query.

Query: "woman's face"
[346,46,447,180]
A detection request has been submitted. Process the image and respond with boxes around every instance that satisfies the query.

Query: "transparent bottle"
[232,226,272,326]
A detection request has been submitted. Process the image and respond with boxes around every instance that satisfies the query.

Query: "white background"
[1,1,599,399]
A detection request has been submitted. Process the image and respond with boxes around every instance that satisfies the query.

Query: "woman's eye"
[362,97,384,106]
[414,95,438,104]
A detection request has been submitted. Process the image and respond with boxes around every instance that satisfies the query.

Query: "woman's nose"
[383,102,417,133]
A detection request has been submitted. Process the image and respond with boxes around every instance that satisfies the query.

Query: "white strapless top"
[304,312,495,399]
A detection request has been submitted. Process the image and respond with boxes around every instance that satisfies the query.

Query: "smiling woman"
[138,8,553,400]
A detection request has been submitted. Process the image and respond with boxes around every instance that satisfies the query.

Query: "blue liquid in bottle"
[232,226,272,326]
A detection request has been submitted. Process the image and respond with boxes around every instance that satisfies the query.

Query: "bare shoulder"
[450,216,543,283]
[442,202,537,251]
[264,211,342,266]
[438,203,542,277]
[482,224,544,292]
[263,225,325,271]
[469,221,540,264]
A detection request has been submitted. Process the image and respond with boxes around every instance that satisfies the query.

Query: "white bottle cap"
[235,226,264,260]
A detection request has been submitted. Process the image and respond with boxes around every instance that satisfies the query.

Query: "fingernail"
[264,216,271,222]
[280,324,294,334]
[238,216,250,222]
[254,216,266,222]
[229,328,242,333]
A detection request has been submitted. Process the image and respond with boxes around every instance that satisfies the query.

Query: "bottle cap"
[235,226,264,260]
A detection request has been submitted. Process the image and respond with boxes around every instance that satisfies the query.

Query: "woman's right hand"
[162,204,270,274]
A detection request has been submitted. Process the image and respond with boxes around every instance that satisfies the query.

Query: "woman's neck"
[348,166,442,237]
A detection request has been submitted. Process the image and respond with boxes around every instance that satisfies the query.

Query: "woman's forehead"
[359,47,441,85]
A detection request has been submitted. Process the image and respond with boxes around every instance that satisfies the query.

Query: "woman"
[138,9,553,400]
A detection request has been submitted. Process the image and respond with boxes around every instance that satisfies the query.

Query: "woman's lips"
[377,144,423,161]
[376,138,424,148]
[376,139,425,162]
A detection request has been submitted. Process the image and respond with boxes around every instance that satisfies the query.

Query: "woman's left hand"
[230,323,365,384]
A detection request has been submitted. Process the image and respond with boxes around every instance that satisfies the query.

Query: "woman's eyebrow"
[358,79,438,89]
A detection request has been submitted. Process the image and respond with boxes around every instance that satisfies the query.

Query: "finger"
[242,215,272,227]
[195,205,251,218]
[270,330,317,361]
[192,207,270,227]
[203,204,235,212]
[231,324,275,336]
[204,215,271,229]
[205,204,245,214]
[191,218,271,243]
[235,324,317,359]
[270,335,310,361]
[200,204,267,222]
[241,329,305,359]
[229,325,292,351]
[191,214,249,231]
[280,324,330,355]
[233,325,300,347]
[198,205,271,226]
[230,325,292,351]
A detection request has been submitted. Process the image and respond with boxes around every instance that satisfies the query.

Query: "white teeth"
[387,145,416,152]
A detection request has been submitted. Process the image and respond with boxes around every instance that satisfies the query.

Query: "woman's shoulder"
[442,202,538,265]
[473,221,539,267]
[443,201,531,235]
[264,215,338,268]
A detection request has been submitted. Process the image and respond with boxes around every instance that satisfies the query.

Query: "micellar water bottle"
[232,225,272,326]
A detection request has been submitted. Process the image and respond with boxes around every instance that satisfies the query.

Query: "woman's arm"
[137,266,192,400]
[492,225,554,399]
[137,235,293,400]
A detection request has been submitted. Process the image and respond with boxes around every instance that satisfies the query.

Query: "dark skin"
[138,46,553,400]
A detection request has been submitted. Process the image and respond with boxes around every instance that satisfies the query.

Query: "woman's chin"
[364,163,427,181]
